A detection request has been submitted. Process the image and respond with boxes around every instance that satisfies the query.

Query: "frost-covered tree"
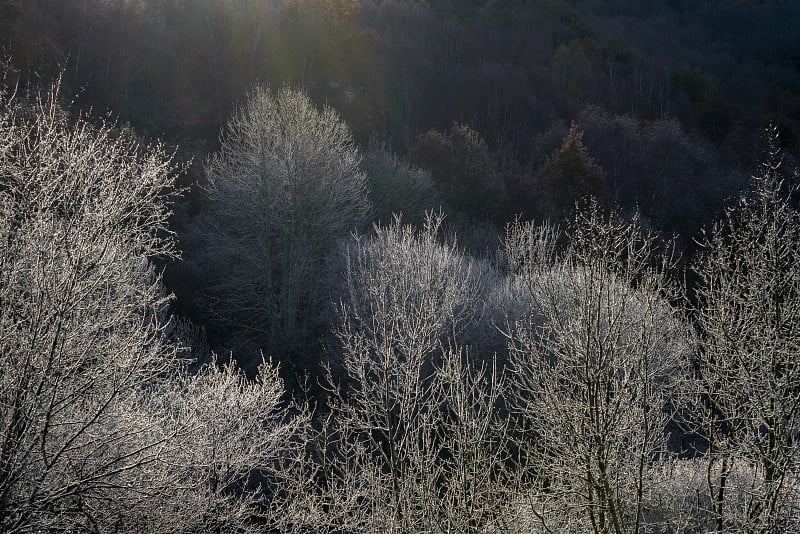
[0,83,182,532]
[691,126,800,532]
[201,85,370,368]
[320,214,513,533]
[0,84,308,533]
[505,203,691,533]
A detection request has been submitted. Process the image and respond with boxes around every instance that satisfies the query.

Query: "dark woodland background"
[5,0,798,380]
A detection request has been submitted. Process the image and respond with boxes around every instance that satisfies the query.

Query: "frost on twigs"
[0,84,308,533]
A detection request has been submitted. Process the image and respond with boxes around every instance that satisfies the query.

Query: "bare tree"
[320,214,514,533]
[691,126,800,532]
[201,85,371,366]
[0,83,180,531]
[0,83,310,533]
[505,203,691,533]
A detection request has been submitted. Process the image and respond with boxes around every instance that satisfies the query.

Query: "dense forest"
[3,0,800,532]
